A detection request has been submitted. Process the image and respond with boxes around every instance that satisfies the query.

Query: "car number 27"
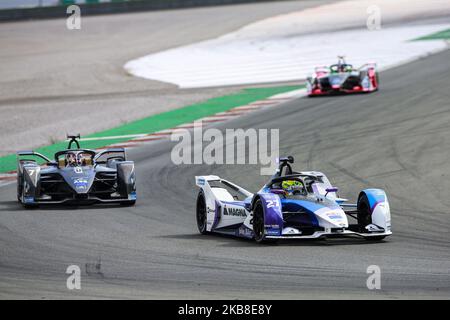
[267,199,279,208]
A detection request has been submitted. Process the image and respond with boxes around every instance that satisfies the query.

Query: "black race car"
[17,134,136,207]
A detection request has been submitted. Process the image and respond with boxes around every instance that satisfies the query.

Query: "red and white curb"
[0,88,306,187]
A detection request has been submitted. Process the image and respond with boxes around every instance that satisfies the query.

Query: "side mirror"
[47,161,58,166]
[325,187,338,197]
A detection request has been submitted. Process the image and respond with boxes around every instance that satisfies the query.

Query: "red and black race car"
[306,56,379,97]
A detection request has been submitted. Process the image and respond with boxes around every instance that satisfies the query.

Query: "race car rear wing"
[195,176,253,200]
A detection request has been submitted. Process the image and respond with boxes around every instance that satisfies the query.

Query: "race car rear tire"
[196,190,208,235]
[357,194,385,241]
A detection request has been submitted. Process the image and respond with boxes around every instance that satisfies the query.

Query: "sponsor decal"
[238,227,253,237]
[73,177,88,190]
[23,196,34,204]
[326,213,343,220]
[197,178,205,185]
[265,229,280,236]
[264,224,280,229]
[223,206,247,217]
[283,227,301,235]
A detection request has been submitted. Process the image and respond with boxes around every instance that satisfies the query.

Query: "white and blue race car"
[195,156,391,243]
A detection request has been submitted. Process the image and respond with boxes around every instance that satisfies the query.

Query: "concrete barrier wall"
[0,0,292,22]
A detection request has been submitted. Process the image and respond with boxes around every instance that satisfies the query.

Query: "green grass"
[414,28,450,41]
[0,85,303,173]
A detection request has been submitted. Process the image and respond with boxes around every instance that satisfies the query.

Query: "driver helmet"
[65,152,78,167]
[281,180,304,195]
[77,153,89,166]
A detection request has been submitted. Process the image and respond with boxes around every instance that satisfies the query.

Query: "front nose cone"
[316,207,348,228]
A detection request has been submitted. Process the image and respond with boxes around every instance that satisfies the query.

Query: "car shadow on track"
[0,200,128,212]
[308,91,378,98]
[158,233,388,247]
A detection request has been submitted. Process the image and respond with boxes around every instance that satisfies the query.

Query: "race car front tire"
[357,194,385,241]
[252,199,277,244]
[17,178,38,208]
[253,199,265,243]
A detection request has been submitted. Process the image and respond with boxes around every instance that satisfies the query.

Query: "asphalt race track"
[1,48,450,299]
